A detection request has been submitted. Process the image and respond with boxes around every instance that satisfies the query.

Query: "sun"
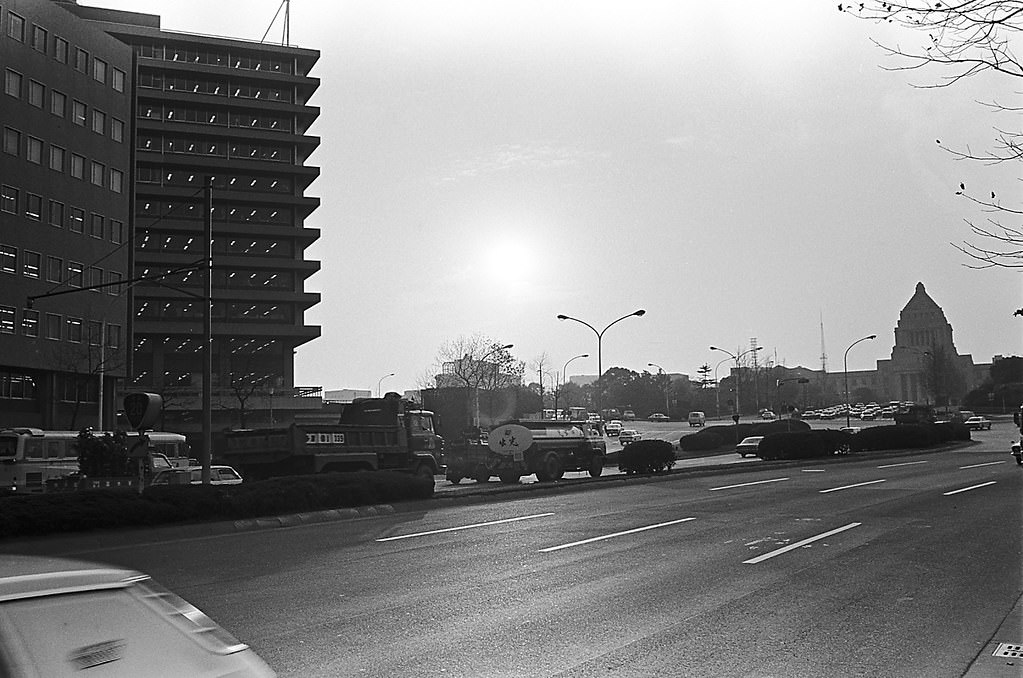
[479,236,538,286]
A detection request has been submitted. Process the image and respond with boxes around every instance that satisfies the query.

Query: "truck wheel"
[474,465,490,484]
[498,472,520,484]
[446,473,462,484]
[588,455,604,478]
[415,464,435,483]
[537,453,564,482]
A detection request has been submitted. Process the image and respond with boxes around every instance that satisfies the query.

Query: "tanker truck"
[445,419,606,484]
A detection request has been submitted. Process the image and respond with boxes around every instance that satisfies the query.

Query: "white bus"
[0,428,191,493]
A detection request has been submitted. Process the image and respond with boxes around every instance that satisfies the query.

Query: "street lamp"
[713,356,731,419]
[376,372,395,398]
[556,309,645,415]
[647,362,669,414]
[555,353,588,419]
[474,343,513,427]
[710,345,763,421]
[844,334,877,427]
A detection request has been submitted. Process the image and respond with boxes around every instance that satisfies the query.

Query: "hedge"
[679,419,810,453]
[850,424,944,452]
[756,430,853,460]
[0,471,434,540]
[619,440,676,474]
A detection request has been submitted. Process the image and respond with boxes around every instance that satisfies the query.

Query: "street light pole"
[710,345,763,421]
[556,309,645,417]
[713,356,731,420]
[844,334,877,428]
[556,353,588,419]
[376,372,395,398]
[647,362,669,414]
[474,343,513,427]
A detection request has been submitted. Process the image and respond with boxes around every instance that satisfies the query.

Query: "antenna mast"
[261,0,291,46]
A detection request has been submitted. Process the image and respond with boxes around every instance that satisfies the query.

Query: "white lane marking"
[376,513,554,542]
[743,523,862,564]
[802,469,826,473]
[709,478,789,491]
[944,481,997,496]
[819,479,887,494]
[959,461,1005,469]
[877,461,928,469]
[540,517,696,553]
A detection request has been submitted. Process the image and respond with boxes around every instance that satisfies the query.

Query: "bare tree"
[430,334,523,427]
[841,1,1021,270]
[48,325,125,430]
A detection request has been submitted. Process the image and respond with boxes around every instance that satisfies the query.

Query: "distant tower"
[819,313,829,404]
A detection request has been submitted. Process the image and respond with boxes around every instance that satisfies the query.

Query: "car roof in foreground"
[0,555,143,603]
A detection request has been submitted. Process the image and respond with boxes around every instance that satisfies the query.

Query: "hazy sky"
[89,0,1019,392]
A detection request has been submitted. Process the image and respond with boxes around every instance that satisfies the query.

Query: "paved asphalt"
[1,418,1019,677]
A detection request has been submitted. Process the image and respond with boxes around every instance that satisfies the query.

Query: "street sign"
[123,392,162,431]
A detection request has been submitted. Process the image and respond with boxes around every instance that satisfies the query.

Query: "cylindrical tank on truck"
[444,419,605,484]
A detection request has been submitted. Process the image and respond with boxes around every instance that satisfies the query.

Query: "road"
[2,421,1019,677]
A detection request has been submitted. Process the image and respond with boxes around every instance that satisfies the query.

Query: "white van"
[687,411,706,427]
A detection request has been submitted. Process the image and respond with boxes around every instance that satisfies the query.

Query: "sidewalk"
[964,593,1023,677]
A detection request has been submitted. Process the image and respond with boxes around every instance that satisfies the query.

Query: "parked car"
[760,410,777,420]
[0,555,275,677]
[963,416,992,430]
[151,465,243,486]
[604,420,623,436]
[648,413,670,422]
[736,436,764,458]
[687,411,706,427]
[618,429,642,445]
[622,410,636,421]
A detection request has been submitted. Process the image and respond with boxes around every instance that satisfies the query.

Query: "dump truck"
[216,393,442,485]
[444,419,606,484]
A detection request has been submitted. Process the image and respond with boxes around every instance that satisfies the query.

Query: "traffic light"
[123,393,162,431]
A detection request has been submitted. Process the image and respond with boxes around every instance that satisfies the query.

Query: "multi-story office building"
[0,0,133,429]
[60,1,322,437]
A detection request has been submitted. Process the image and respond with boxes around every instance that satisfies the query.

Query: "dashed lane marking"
[539,517,696,553]
[376,513,555,542]
[709,478,789,491]
[743,523,862,564]
[819,479,887,494]
[943,481,997,496]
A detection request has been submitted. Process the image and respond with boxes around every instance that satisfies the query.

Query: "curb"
[231,504,396,532]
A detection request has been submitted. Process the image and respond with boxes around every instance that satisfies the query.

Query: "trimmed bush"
[756,430,853,460]
[850,424,941,452]
[678,420,809,454]
[678,430,724,452]
[619,440,675,474]
[752,419,811,435]
[934,421,971,442]
[0,471,434,540]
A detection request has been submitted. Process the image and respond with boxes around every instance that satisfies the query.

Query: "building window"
[45,313,61,340]
[66,318,83,343]
[22,310,39,337]
[0,246,15,274]
[4,69,21,98]
[46,257,62,283]
[92,58,107,84]
[110,168,124,194]
[51,90,66,117]
[91,161,105,186]
[72,100,87,126]
[2,128,18,156]
[70,154,85,180]
[86,267,101,291]
[7,13,24,42]
[106,270,122,296]
[31,25,46,52]
[25,193,41,220]
[67,261,83,288]
[53,36,69,63]
[112,68,126,92]
[92,110,106,135]
[48,200,64,227]
[74,48,88,73]
[111,118,124,142]
[107,324,121,349]
[0,185,17,214]
[26,137,42,164]
[90,214,103,238]
[69,207,84,233]
[22,251,40,279]
[110,220,124,244]
[28,80,43,108]
[0,307,14,335]
[49,145,64,172]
